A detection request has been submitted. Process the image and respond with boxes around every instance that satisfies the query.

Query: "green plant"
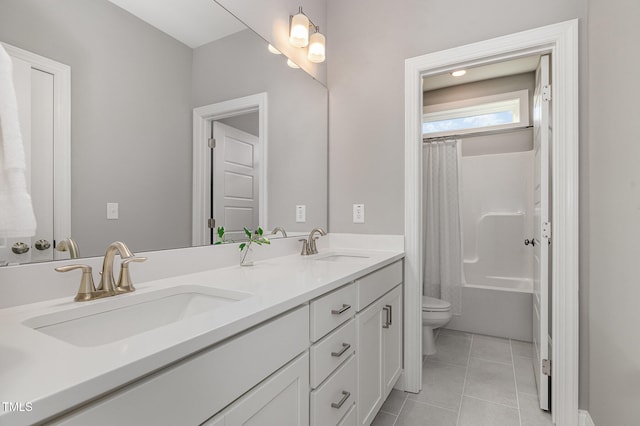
[239,227,270,251]
[213,226,232,245]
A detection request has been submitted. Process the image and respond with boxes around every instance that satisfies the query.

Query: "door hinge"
[542,221,551,239]
[542,358,552,376]
[542,85,552,101]
[208,138,216,149]
[208,218,216,229]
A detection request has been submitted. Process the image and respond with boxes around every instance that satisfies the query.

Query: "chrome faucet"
[56,241,146,301]
[307,227,327,255]
[271,227,288,238]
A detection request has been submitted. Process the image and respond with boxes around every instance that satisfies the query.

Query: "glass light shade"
[267,44,282,55]
[289,13,309,47]
[307,31,326,63]
[287,59,300,69]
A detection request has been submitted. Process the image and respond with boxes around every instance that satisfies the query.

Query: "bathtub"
[447,280,533,341]
[447,212,534,341]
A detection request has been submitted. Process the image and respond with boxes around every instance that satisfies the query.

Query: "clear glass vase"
[239,245,254,266]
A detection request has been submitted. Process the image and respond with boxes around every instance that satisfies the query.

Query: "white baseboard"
[579,410,595,426]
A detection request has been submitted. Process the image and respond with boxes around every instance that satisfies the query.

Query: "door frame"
[1,42,71,259]
[192,93,268,246]
[403,20,579,425]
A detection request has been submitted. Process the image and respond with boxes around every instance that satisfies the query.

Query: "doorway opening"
[192,92,267,246]
[404,20,579,425]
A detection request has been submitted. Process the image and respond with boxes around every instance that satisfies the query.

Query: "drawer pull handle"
[331,304,351,315]
[331,343,351,357]
[382,305,391,328]
[386,304,393,325]
[331,390,351,409]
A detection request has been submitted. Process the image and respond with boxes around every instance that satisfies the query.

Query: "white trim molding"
[404,19,580,425]
[192,93,268,246]
[1,42,71,257]
[579,410,596,426]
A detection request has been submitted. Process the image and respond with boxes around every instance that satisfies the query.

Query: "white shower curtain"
[423,140,463,314]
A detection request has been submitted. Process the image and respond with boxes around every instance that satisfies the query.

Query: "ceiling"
[423,55,541,92]
[108,0,246,48]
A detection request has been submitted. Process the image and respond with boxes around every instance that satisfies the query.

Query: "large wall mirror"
[0,0,328,264]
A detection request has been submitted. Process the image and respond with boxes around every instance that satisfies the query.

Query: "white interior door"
[212,121,259,243]
[532,54,551,411]
[0,55,54,264]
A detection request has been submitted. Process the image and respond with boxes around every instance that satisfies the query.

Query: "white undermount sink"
[314,253,371,262]
[22,285,252,347]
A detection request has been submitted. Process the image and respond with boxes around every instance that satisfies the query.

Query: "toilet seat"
[422,296,451,312]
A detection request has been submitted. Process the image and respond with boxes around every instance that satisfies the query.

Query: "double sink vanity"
[0,236,404,426]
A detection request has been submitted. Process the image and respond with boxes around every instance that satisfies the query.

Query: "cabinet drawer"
[310,283,356,342]
[356,261,402,311]
[310,354,356,426]
[337,403,356,426]
[310,319,356,388]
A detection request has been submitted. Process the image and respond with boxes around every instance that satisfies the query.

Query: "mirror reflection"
[0,0,328,264]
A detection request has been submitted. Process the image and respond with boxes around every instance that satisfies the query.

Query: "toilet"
[422,296,453,356]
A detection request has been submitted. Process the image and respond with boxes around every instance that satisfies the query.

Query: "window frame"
[422,89,530,138]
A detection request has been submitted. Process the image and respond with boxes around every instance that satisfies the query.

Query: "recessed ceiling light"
[267,44,282,55]
[451,70,467,77]
[287,59,300,69]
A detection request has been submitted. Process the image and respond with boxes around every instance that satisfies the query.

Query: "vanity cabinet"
[355,261,403,426]
[50,306,310,426]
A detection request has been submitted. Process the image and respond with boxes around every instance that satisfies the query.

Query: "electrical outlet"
[107,202,119,220]
[353,204,365,223]
[296,205,306,223]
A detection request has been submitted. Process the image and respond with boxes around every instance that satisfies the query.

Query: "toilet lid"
[422,296,451,312]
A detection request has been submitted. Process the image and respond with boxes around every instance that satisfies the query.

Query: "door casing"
[403,20,579,426]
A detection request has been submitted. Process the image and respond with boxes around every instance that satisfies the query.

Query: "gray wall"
[587,0,640,424]
[192,30,328,232]
[219,112,259,136]
[0,0,193,257]
[326,0,589,410]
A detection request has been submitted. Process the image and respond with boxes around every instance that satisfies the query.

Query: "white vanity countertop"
[0,246,404,425]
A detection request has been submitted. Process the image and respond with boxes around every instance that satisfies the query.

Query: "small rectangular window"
[423,90,529,137]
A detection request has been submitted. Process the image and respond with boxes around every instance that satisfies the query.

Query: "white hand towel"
[0,43,37,238]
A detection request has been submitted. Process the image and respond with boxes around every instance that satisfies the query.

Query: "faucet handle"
[55,264,101,302]
[298,239,310,256]
[117,256,147,293]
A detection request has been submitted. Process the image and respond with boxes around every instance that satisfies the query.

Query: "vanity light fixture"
[451,69,467,77]
[289,7,326,63]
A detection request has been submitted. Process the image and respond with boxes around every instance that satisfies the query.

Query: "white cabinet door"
[224,353,309,426]
[382,285,403,396]
[356,298,384,426]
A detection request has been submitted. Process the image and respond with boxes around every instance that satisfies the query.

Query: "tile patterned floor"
[372,329,553,426]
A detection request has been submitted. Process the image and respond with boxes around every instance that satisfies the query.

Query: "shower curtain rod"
[422,125,533,143]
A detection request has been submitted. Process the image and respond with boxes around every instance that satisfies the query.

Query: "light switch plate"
[296,205,306,223]
[107,202,119,220]
[353,204,365,223]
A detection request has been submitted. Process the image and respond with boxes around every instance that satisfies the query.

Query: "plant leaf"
[257,227,263,236]
[239,242,246,251]
[244,227,252,238]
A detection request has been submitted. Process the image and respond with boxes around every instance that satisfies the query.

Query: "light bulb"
[451,70,467,77]
[289,12,309,47]
[267,44,282,55]
[308,31,326,63]
[287,59,300,69]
